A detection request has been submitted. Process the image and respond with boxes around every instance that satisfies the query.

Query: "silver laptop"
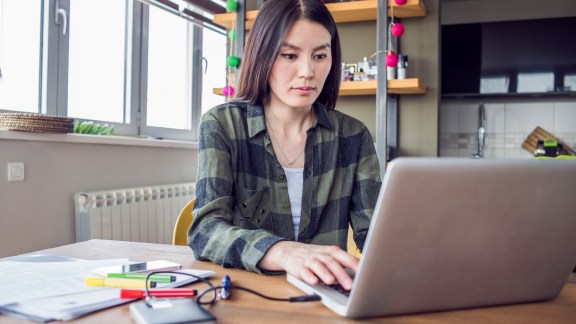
[288,158,576,318]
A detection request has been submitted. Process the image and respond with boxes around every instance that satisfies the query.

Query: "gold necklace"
[265,110,313,166]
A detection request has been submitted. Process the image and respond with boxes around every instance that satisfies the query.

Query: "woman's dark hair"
[235,0,341,110]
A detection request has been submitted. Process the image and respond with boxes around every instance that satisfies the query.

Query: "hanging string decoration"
[386,1,407,69]
[390,21,405,37]
[385,50,398,67]
[226,0,238,12]
[222,0,239,99]
[385,5,397,68]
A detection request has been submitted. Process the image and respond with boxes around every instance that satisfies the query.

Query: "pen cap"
[86,277,106,286]
[85,277,157,288]
[120,289,146,299]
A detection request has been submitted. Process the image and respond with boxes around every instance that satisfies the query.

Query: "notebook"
[288,158,576,319]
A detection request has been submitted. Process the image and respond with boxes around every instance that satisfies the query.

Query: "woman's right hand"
[257,241,359,290]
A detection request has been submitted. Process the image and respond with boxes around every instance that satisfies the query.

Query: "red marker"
[120,288,197,299]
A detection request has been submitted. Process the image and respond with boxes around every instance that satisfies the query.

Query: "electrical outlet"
[7,162,25,182]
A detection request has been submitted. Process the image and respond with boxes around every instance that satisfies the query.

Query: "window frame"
[137,3,203,141]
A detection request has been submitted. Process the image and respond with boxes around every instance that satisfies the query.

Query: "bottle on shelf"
[397,54,408,79]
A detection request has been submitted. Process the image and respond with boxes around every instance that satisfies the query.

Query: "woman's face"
[268,20,332,110]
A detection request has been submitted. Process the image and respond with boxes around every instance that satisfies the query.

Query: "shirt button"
[279,175,286,181]
[260,209,266,214]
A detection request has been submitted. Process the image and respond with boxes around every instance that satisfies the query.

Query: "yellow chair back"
[347,225,362,258]
[172,198,195,246]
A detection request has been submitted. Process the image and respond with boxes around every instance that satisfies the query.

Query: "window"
[67,0,129,124]
[146,6,191,130]
[201,27,226,116]
[0,1,43,113]
[0,0,227,141]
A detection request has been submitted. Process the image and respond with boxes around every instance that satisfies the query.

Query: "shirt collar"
[247,101,334,139]
[247,103,266,138]
[313,102,334,130]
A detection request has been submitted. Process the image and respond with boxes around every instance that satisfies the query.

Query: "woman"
[189,0,381,290]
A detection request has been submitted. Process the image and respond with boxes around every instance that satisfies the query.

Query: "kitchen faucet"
[472,103,485,159]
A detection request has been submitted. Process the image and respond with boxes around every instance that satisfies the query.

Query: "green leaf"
[73,120,114,136]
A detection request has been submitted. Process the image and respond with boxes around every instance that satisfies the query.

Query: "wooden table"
[1,240,575,323]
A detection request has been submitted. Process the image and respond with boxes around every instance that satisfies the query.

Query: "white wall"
[0,134,198,257]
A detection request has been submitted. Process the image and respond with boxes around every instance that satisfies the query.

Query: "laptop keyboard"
[322,282,351,297]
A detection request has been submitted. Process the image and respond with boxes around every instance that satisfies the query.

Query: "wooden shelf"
[340,80,378,96]
[213,78,426,97]
[213,0,426,30]
[340,79,426,95]
[388,0,427,18]
[387,78,427,94]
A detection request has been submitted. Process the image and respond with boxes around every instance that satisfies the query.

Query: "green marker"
[107,273,176,283]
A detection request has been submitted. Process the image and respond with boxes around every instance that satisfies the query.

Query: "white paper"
[0,258,129,307]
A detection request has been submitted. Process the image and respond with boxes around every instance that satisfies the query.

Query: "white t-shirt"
[282,167,304,240]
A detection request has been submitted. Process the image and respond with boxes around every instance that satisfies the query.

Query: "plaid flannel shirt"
[188,101,381,273]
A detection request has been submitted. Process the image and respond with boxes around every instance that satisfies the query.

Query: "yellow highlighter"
[85,277,157,289]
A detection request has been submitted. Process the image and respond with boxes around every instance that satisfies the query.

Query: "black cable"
[142,270,320,305]
[197,284,321,303]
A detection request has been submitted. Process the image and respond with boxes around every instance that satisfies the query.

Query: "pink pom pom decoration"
[385,51,398,67]
[391,22,405,37]
[222,85,235,97]
[395,0,407,5]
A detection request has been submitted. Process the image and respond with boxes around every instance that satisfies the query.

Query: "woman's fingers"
[314,247,357,289]
[321,257,353,289]
[294,244,357,289]
[332,247,360,272]
[298,267,320,286]
[306,257,336,285]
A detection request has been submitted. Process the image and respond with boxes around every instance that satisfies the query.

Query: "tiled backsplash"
[440,98,576,158]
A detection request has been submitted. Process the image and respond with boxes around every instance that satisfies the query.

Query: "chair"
[173,198,361,257]
[347,225,362,258]
[172,198,195,246]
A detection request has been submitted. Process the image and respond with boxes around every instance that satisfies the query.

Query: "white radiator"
[74,183,195,244]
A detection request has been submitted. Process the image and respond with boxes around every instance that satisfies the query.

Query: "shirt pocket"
[233,187,270,230]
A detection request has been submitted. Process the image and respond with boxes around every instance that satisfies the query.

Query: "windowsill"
[0,130,199,149]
